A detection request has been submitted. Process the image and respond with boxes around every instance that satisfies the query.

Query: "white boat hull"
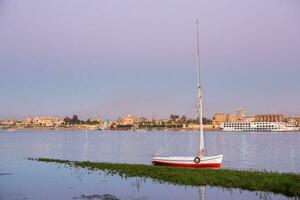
[152,154,223,168]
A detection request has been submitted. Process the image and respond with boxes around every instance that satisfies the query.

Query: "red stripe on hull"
[152,160,221,168]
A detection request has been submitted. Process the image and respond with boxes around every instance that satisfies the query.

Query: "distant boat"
[152,20,223,168]
[221,121,296,132]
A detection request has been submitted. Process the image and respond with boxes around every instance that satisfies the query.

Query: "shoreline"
[1,126,300,133]
[0,126,221,132]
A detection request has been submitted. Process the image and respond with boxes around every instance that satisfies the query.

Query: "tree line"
[63,115,100,125]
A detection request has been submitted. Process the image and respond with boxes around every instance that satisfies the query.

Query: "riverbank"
[29,158,300,198]
[0,126,221,132]
[2,127,300,132]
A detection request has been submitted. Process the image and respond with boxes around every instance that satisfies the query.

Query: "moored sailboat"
[152,20,223,168]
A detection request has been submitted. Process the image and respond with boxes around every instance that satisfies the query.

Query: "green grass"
[28,158,300,198]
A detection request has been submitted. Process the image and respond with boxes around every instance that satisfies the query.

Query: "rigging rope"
[216,132,223,154]
[155,133,182,156]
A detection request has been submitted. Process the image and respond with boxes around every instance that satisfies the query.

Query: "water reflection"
[70,164,296,200]
[0,158,298,200]
[83,131,89,161]
[199,186,205,200]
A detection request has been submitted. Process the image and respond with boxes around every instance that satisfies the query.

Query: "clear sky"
[0,0,300,120]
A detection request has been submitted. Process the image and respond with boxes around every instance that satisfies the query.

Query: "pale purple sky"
[0,0,300,119]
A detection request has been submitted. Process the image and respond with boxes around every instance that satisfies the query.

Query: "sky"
[0,0,300,120]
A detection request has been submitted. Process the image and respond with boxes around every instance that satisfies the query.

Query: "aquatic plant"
[28,158,300,198]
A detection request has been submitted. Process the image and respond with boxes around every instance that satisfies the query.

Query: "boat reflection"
[199,186,205,200]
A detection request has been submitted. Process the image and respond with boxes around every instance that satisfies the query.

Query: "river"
[0,130,299,200]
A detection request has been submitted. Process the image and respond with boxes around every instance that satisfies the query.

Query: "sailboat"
[151,20,223,168]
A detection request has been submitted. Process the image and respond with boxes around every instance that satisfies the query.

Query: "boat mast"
[196,19,205,156]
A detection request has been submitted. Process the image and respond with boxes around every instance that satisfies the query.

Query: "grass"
[28,158,300,198]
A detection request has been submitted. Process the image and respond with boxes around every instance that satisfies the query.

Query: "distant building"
[255,114,284,122]
[243,116,256,122]
[23,117,33,126]
[226,114,238,122]
[0,119,16,126]
[212,108,246,125]
[285,116,300,127]
[236,108,245,120]
[212,113,226,125]
[22,116,64,127]
[118,114,138,126]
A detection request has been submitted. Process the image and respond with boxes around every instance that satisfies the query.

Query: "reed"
[28,158,300,197]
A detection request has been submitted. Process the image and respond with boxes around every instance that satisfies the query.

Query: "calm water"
[0,130,299,200]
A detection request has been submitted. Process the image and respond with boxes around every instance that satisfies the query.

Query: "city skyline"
[1,109,299,121]
[1,0,300,119]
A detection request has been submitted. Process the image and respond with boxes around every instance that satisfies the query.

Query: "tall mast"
[196,19,205,156]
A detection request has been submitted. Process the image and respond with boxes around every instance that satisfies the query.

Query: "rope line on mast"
[216,132,224,154]
[155,133,182,156]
